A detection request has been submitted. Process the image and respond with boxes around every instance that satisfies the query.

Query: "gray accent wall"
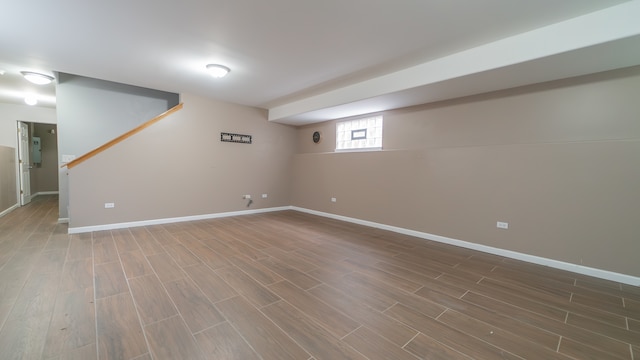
[56,73,179,219]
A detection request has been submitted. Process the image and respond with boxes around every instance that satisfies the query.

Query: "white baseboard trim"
[291,207,640,286]
[33,191,59,197]
[58,218,70,224]
[67,206,292,234]
[0,203,19,218]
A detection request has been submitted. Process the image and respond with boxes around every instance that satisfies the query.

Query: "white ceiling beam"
[268,1,640,124]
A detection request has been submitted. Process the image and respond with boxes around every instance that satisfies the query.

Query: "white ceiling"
[0,0,638,125]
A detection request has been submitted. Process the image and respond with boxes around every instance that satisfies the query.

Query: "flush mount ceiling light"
[206,64,230,78]
[21,71,54,85]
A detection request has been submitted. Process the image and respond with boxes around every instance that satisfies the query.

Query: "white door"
[18,122,32,205]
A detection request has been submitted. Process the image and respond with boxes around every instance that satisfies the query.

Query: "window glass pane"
[336,115,383,151]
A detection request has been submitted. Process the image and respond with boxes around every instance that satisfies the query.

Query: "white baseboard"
[291,207,640,287]
[0,203,19,218]
[33,191,59,197]
[29,191,59,201]
[64,204,639,286]
[67,206,291,234]
[58,218,69,224]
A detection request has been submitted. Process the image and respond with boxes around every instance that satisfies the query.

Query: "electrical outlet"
[242,194,251,199]
[261,194,268,199]
[331,197,337,203]
[497,221,509,229]
[104,202,115,209]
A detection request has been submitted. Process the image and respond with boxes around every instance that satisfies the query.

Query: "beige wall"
[0,146,17,214]
[292,66,640,277]
[68,93,296,228]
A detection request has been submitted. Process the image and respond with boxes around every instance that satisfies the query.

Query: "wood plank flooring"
[1,195,639,359]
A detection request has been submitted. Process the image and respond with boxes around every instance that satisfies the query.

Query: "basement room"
[0,1,639,359]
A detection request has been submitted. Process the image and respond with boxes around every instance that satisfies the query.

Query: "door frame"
[14,121,60,207]
[17,121,32,205]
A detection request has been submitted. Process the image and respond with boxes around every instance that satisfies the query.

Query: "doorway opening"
[16,121,59,206]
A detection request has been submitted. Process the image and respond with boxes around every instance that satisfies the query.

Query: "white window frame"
[335,115,383,152]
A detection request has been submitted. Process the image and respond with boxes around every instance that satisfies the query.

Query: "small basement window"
[336,115,383,151]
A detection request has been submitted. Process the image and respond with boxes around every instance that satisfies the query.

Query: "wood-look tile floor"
[1,195,639,359]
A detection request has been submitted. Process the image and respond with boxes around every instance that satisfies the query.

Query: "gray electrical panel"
[32,136,41,164]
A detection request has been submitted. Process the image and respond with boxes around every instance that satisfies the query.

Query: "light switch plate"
[62,154,76,162]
